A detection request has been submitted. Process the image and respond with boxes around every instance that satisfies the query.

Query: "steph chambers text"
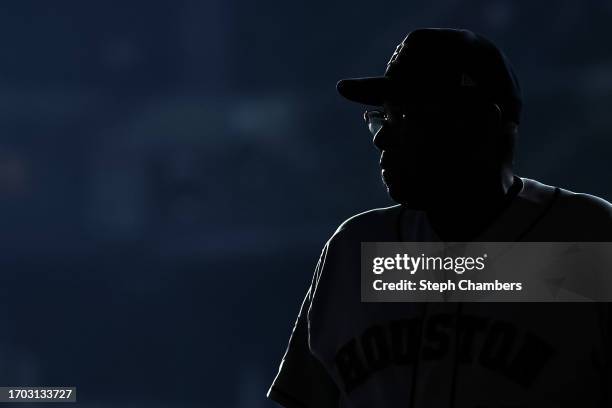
[373,279,523,292]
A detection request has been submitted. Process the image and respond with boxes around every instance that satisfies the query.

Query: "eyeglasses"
[362,109,413,137]
[363,110,387,137]
[363,101,501,137]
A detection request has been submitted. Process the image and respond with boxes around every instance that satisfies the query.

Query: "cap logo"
[387,42,405,67]
[461,73,476,86]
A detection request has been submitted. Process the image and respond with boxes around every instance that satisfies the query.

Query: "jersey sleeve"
[267,244,340,408]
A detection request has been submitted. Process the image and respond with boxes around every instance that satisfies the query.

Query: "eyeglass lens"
[364,110,385,136]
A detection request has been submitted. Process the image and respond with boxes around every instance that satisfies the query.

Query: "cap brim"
[336,77,392,106]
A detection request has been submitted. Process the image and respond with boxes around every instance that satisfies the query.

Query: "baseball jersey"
[267,176,612,408]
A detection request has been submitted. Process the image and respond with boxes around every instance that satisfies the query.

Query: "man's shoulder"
[557,188,612,212]
[522,177,612,239]
[522,176,611,217]
[327,204,403,243]
[555,184,612,224]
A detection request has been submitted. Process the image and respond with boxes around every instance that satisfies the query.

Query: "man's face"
[373,97,499,209]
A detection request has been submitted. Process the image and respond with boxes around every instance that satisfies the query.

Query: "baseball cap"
[336,28,522,124]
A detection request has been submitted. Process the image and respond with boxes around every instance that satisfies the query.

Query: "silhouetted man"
[268,28,612,408]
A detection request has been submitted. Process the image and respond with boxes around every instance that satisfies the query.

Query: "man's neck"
[425,171,519,242]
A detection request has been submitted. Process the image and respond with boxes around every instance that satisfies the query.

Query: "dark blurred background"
[0,1,610,407]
